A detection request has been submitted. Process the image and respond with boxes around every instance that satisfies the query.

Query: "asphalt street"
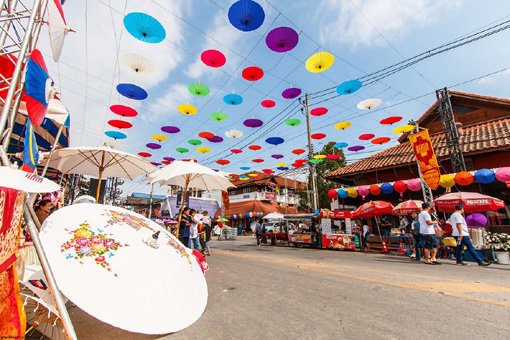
[65,236,510,339]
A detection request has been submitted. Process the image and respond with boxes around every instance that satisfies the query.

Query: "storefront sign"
[409,129,440,190]
[265,192,276,200]
[332,210,352,219]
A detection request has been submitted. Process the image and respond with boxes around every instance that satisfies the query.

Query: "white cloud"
[478,68,510,84]
[317,0,452,48]
[148,83,191,122]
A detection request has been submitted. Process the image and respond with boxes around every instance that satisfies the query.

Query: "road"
[66,236,510,339]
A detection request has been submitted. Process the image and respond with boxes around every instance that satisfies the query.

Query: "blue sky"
[37,0,510,195]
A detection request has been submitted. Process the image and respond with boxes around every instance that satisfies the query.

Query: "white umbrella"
[357,98,382,110]
[41,146,157,201]
[264,212,284,220]
[0,166,60,192]
[225,129,243,138]
[48,0,74,62]
[119,53,155,75]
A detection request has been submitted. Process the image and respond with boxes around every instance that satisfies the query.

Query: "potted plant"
[484,232,510,265]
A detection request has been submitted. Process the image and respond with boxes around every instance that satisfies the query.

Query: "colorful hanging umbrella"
[348,188,359,198]
[359,133,375,140]
[277,167,289,171]
[151,162,162,166]
[357,98,382,110]
[495,167,510,185]
[138,152,152,158]
[266,137,284,145]
[201,49,226,67]
[161,160,172,165]
[337,189,348,199]
[369,184,381,196]
[454,171,474,186]
[223,93,243,105]
[231,149,243,154]
[282,87,301,99]
[261,99,275,108]
[198,132,214,139]
[105,131,126,140]
[48,0,73,62]
[434,192,505,213]
[216,159,230,165]
[253,159,264,163]
[188,139,202,146]
[120,53,154,75]
[305,52,334,73]
[276,162,287,167]
[228,0,265,32]
[225,129,243,138]
[380,116,402,125]
[163,157,175,162]
[380,183,394,195]
[188,83,210,96]
[242,66,264,81]
[335,122,351,130]
[196,147,211,154]
[314,155,326,159]
[372,137,391,144]
[474,168,495,184]
[116,83,148,100]
[266,26,299,52]
[309,159,323,164]
[348,145,364,152]
[152,135,168,142]
[248,145,261,150]
[326,154,341,159]
[110,105,137,117]
[393,125,414,134]
[25,49,55,126]
[466,213,488,227]
[407,178,421,192]
[336,79,362,95]
[311,133,326,140]
[310,107,328,116]
[334,142,348,148]
[295,159,307,163]
[176,147,189,153]
[262,169,274,174]
[244,119,263,128]
[123,12,166,43]
[146,143,161,150]
[108,120,132,129]
[178,104,197,115]
[292,163,304,168]
[207,136,224,143]
[210,112,228,122]
[271,154,283,159]
[394,180,408,197]
[357,186,369,199]
[439,174,455,191]
[161,126,180,134]
[240,166,250,170]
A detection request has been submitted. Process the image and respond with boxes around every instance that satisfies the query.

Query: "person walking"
[189,209,200,251]
[410,212,421,261]
[362,219,370,249]
[418,203,440,265]
[178,207,192,247]
[254,218,262,247]
[451,205,491,266]
[201,211,212,255]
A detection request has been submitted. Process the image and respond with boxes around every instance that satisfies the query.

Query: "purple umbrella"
[243,119,263,128]
[151,162,162,166]
[207,136,224,143]
[161,126,180,133]
[271,154,283,159]
[163,157,175,162]
[146,143,161,150]
[266,26,299,53]
[348,145,365,152]
[466,213,487,228]
[282,87,301,99]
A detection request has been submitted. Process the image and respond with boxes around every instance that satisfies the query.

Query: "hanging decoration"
[188,139,202,146]
[207,136,224,143]
[380,116,402,125]
[248,145,261,150]
[242,66,264,81]
[244,118,263,128]
[277,167,289,171]
[110,105,137,117]
[348,146,364,152]
[407,178,422,192]
[108,120,132,129]
[380,183,394,195]
[48,0,73,62]
[161,126,180,134]
[25,49,56,126]
[358,186,369,200]
[178,104,197,115]
[138,152,152,158]
[305,52,334,73]
[188,83,210,97]
[282,87,301,99]
[357,98,382,110]
[152,135,168,142]
[334,122,351,130]
[326,154,341,159]
[314,155,326,159]
[359,133,375,140]
[336,80,362,95]
[210,111,228,122]
[252,159,264,163]
[271,154,283,159]
[439,174,455,192]
[151,162,162,166]
[225,129,243,138]
[285,118,301,126]
[347,188,358,198]
[495,167,510,186]
[328,189,338,200]
[123,12,166,43]
[228,0,265,32]
[231,149,243,154]
[196,147,211,154]
[454,171,474,186]
[223,93,243,105]
[163,157,175,162]
[393,125,414,134]
[120,53,155,75]
[176,147,189,153]
[146,143,161,150]
[105,131,126,140]
[22,120,39,171]
[262,169,274,174]
[199,132,214,139]
[311,133,326,140]
[393,180,407,197]
[310,107,328,116]
[216,160,230,165]
[292,149,305,155]
[261,99,275,108]
[201,49,226,67]
[265,137,284,146]
[309,159,323,164]
[161,160,172,165]
[334,142,348,148]
[369,184,381,196]
[372,137,391,144]
[474,168,495,184]
[116,83,148,100]
[337,189,347,199]
[266,26,298,52]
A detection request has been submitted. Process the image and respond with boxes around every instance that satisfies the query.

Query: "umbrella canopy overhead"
[123,12,166,43]
[310,107,328,116]
[434,192,505,213]
[176,147,189,153]
[248,145,261,150]
[188,139,202,146]
[393,125,414,134]
[282,87,301,99]
[119,53,154,75]
[198,131,214,139]
[138,152,151,158]
[108,120,132,129]
[305,52,334,73]
[116,83,148,100]
[392,200,423,215]
[110,105,137,117]
[266,137,284,145]
[242,66,264,81]
[152,134,168,142]
[231,148,243,154]
[210,111,228,122]
[336,79,362,95]
[161,125,180,134]
[201,49,226,67]
[188,83,210,96]
[292,148,305,154]
[25,49,55,126]
[359,133,375,140]
[357,98,382,110]
[178,104,197,115]
[466,213,488,227]
[223,93,243,105]
[348,145,365,152]
[380,116,402,125]
[0,166,60,193]
[225,129,243,138]
[104,131,126,140]
[261,99,275,108]
[372,137,391,144]
[244,118,263,128]
[311,133,326,140]
[335,122,351,130]
[48,0,73,62]
[228,0,265,32]
[266,26,298,52]
[334,142,348,148]
[207,136,223,143]
[146,143,161,149]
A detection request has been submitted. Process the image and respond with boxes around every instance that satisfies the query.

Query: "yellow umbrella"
[196,147,211,153]
[152,134,168,142]
[335,122,352,130]
[240,177,249,181]
[305,52,334,73]
[314,154,326,159]
[178,104,198,115]
[393,125,414,134]
[248,173,258,177]
[347,187,358,198]
[439,174,455,192]
[276,162,287,167]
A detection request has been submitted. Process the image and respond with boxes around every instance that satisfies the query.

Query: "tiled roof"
[325,118,510,179]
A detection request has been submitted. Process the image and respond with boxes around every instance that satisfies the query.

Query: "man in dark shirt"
[381,215,392,237]
[178,207,192,247]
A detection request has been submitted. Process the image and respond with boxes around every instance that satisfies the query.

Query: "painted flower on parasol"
[359,133,375,140]
[198,132,214,139]
[210,111,228,122]
[335,122,351,130]
[380,116,402,125]
[248,145,261,150]
[161,126,180,134]
[207,136,223,143]
[224,93,243,105]
[282,87,301,99]
[292,149,305,155]
[336,79,362,95]
[348,145,364,152]
[393,125,414,134]
[48,0,74,62]
[188,83,210,96]
[310,107,328,116]
[266,26,298,52]
[261,99,275,108]
[146,143,161,150]
[357,98,382,110]
[201,49,226,67]
[178,104,197,115]
[228,0,265,32]
[123,12,166,43]
[116,83,148,100]
[188,139,202,146]
[231,149,243,154]
[120,53,154,75]
[334,142,348,148]
[305,52,334,73]
[225,129,243,138]
[244,118,263,128]
[108,120,132,130]
[242,66,264,81]
[372,137,391,145]
[311,133,326,140]
[110,105,137,117]
[285,118,301,126]
[105,131,126,140]
[266,137,284,145]
[216,159,230,165]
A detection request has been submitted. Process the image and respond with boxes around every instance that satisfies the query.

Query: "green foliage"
[310,142,346,208]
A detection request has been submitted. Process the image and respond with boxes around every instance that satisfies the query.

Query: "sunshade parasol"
[199,132,214,139]
[231,148,243,154]
[210,111,228,122]
[244,118,263,127]
[176,147,189,153]
[161,125,180,133]
[248,145,261,150]
[392,200,423,215]
[207,136,223,143]
[261,99,275,108]
[434,192,505,213]
[225,129,243,138]
[146,143,161,149]
[253,159,264,163]
[223,93,243,105]
[123,12,166,43]
[334,142,348,148]
[119,53,154,75]
[178,104,197,115]
[152,134,168,142]
[216,159,230,165]
[116,83,148,100]
[336,79,362,95]
[48,0,73,62]
[380,116,402,125]
[271,154,283,159]
[242,66,264,81]
[201,49,226,67]
[188,139,202,146]
[359,133,375,140]
[292,149,305,154]
[311,133,326,140]
[196,147,211,154]
[357,98,382,110]
[0,166,59,192]
[348,145,364,152]
[282,87,301,99]
[305,52,334,73]
[138,152,152,158]
[310,107,328,116]
[372,137,391,144]
[163,157,176,162]
[265,137,284,145]
[188,83,210,96]
[266,26,298,52]
[110,105,137,117]
[356,201,394,218]
[228,0,265,32]
[108,120,132,129]
[393,125,414,134]
[335,122,351,130]
[104,131,126,140]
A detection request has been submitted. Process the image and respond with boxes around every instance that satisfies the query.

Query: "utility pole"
[300,93,318,210]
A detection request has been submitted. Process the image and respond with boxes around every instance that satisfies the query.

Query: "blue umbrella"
[105,131,127,140]
[277,167,289,171]
[240,166,250,170]
[123,12,166,43]
[223,93,243,105]
[265,137,284,145]
[228,0,265,32]
[336,80,362,95]
[337,189,347,199]
[116,83,148,100]
[334,142,348,148]
[381,183,394,195]
[474,168,495,184]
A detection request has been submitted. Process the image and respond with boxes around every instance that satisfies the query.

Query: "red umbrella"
[355,201,394,218]
[108,119,132,129]
[231,149,243,154]
[359,133,375,140]
[261,99,275,108]
[311,133,326,140]
[262,169,274,174]
[392,200,423,215]
[248,145,261,150]
[199,132,214,139]
[292,149,305,155]
[216,159,230,165]
[252,158,264,163]
[434,192,505,213]
[310,107,328,116]
[242,66,264,81]
[138,152,151,158]
[380,116,402,125]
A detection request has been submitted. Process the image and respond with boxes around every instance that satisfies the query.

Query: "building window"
[242,187,250,193]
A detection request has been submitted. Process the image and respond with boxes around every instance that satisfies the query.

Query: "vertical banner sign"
[221,191,230,210]
[409,129,441,190]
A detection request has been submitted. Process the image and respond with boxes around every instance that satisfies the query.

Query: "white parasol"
[48,0,74,62]
[22,293,66,340]
[119,53,155,75]
[264,212,284,220]
[39,204,208,334]
[225,129,243,138]
[357,98,382,110]
[0,166,60,192]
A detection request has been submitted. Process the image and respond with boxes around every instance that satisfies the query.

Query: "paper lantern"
[337,189,347,199]
[347,188,358,198]
[439,174,455,192]
[466,213,488,228]
[495,167,510,186]
[380,183,393,195]
[454,171,474,186]
[407,178,421,192]
[358,186,369,200]
[474,168,495,184]
[328,189,338,200]
[393,180,407,197]
[369,185,381,196]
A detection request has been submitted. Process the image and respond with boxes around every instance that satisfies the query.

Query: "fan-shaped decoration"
[176,147,189,153]
[369,184,381,196]
[305,52,334,73]
[119,53,154,75]
[225,129,243,138]
[108,120,132,129]
[248,145,261,150]
[228,0,265,32]
[311,133,326,140]
[285,118,301,126]
[252,159,264,163]
[110,105,137,117]
[242,66,264,81]
[208,136,224,143]
[265,137,284,145]
[348,145,364,152]
[359,133,375,140]
[188,139,202,146]
[196,147,211,154]
[336,79,362,95]
[201,49,226,68]
[276,163,287,167]
[210,111,228,122]
[282,87,301,99]
[216,159,230,165]
[334,122,351,130]
[138,152,152,158]
[231,149,243,154]
[357,98,382,110]
[161,126,180,134]
[326,154,341,159]
[380,116,402,125]
[244,118,263,128]
[277,167,289,171]
[310,107,328,116]
[271,154,283,159]
[163,157,175,162]
[223,93,243,105]
[372,137,391,144]
[292,149,305,155]
[188,83,210,96]
[262,169,274,174]
[25,49,55,126]
[178,104,197,115]
[152,135,168,142]
[393,125,414,134]
[314,155,326,159]
[455,171,474,186]
[105,131,126,140]
[146,143,161,150]
[266,26,299,53]
[123,12,166,43]
[309,159,323,164]
[199,132,214,139]
[334,142,348,148]
[116,83,148,100]
[258,102,274,111]
[240,167,250,170]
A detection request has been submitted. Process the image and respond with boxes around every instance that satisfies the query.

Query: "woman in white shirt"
[189,209,200,251]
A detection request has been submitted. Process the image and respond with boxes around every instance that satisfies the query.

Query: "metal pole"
[0,0,19,46]
[39,123,64,178]
[148,183,154,219]
[301,93,318,210]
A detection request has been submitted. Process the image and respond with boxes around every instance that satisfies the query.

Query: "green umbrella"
[309,158,323,163]
[285,118,301,126]
[188,139,202,146]
[176,147,189,153]
[188,83,210,96]
[216,218,228,222]
[210,111,228,122]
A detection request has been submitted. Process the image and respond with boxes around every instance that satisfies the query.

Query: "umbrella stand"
[95,150,106,203]
[175,175,191,237]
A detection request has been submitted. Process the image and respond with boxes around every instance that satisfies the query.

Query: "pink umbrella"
[407,178,422,192]
[434,192,505,213]
[495,167,510,185]
[392,200,423,215]
[358,186,369,200]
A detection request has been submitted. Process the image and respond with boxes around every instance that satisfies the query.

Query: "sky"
[35,0,510,196]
